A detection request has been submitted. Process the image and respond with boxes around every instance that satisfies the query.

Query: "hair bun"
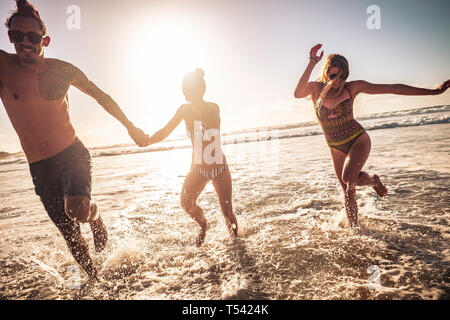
[195,68,205,79]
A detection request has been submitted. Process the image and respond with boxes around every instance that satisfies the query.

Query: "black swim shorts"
[29,140,92,227]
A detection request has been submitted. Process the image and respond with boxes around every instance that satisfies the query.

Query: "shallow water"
[0,123,449,300]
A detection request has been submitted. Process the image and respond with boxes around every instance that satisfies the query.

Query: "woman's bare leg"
[341,133,372,229]
[330,135,387,229]
[180,169,209,247]
[330,148,348,192]
[212,167,238,237]
[356,171,387,197]
[331,148,386,194]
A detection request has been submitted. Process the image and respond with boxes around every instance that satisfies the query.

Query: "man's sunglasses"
[8,30,46,45]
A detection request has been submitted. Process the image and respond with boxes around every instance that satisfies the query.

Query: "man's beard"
[18,45,40,64]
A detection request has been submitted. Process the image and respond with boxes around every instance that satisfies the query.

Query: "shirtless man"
[0,1,148,279]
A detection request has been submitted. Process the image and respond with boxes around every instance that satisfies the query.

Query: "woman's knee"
[342,171,358,185]
[180,193,195,212]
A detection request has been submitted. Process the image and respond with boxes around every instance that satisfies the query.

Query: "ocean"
[0,105,449,300]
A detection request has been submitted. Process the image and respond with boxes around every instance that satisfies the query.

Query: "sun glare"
[128,20,210,132]
[132,22,207,98]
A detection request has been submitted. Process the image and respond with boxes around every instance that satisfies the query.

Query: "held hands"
[310,44,324,64]
[127,125,151,147]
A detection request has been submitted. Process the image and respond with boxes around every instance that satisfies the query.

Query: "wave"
[266,104,450,132]
[357,104,450,121]
[91,112,449,158]
[0,105,448,163]
[231,112,449,143]
[361,114,449,130]
[0,157,28,167]
[0,152,11,159]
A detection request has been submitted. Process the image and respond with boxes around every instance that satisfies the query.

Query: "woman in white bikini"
[144,69,238,246]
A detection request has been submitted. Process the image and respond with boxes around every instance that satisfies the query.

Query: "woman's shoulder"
[345,81,368,97]
[204,101,220,110]
[346,80,371,90]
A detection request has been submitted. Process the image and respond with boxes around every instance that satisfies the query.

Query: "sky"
[0,0,449,152]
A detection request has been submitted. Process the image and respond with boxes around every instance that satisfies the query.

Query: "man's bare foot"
[89,204,108,253]
[79,275,100,296]
[195,223,210,248]
[372,175,388,197]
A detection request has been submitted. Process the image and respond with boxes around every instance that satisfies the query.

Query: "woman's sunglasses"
[8,30,46,45]
[328,73,340,80]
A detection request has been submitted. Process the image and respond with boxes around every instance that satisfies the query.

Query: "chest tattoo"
[38,63,73,100]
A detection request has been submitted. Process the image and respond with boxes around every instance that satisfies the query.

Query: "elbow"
[96,93,113,107]
[294,91,305,99]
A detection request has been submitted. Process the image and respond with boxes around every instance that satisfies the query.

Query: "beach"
[0,105,449,300]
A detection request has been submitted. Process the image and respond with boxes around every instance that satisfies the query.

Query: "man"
[0,0,148,279]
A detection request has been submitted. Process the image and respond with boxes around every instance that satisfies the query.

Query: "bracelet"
[309,56,318,63]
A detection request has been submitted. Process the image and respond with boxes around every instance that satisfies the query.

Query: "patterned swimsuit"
[316,86,366,154]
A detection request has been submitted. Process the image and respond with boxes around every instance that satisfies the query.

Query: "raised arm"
[145,106,184,146]
[351,79,450,97]
[294,44,324,98]
[70,64,149,147]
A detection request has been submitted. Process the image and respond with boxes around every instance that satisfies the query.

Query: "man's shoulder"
[45,58,76,70]
[45,58,82,80]
[0,50,12,64]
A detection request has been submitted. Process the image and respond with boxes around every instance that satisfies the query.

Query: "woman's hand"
[294,44,324,98]
[128,126,151,147]
[310,44,324,63]
[436,79,450,94]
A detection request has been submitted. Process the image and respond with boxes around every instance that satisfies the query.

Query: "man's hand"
[127,126,151,147]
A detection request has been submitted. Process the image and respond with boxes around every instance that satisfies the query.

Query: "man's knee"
[65,197,91,223]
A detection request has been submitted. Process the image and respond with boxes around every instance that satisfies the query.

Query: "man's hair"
[5,0,47,34]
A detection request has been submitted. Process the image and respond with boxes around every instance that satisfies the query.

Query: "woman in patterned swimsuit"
[294,44,450,229]
[144,69,238,246]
